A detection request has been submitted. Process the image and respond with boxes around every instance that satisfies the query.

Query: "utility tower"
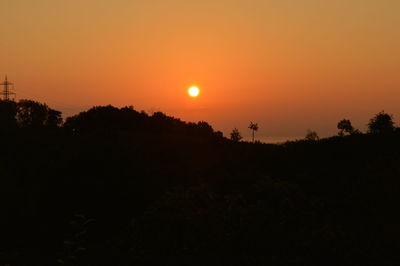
[0,76,16,101]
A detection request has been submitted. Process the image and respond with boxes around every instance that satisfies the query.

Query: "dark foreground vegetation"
[1,99,400,266]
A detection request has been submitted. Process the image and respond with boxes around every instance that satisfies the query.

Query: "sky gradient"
[1,0,399,141]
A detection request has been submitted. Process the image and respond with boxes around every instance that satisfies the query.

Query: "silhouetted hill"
[64,105,223,140]
[1,100,400,266]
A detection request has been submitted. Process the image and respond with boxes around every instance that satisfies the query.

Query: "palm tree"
[248,122,259,143]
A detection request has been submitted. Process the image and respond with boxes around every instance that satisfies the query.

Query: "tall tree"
[46,108,63,128]
[16,100,62,128]
[248,122,259,143]
[16,100,48,128]
[337,119,354,136]
[230,128,243,142]
[368,111,395,134]
[305,129,319,141]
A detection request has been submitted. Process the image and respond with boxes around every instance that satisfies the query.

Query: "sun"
[188,86,200,97]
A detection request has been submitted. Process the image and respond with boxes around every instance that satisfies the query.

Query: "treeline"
[231,111,399,142]
[0,99,62,129]
[1,99,396,142]
[1,99,400,266]
[0,100,223,140]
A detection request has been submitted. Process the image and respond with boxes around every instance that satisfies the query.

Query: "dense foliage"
[1,100,400,266]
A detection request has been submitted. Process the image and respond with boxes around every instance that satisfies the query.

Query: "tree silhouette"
[305,129,319,141]
[16,100,48,128]
[337,119,354,136]
[230,128,243,142]
[368,111,395,134]
[248,122,259,142]
[46,108,63,128]
[197,121,214,135]
[0,100,17,130]
[16,99,62,128]
[4,98,400,266]
[64,105,143,133]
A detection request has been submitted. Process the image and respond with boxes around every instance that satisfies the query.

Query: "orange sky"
[1,0,399,141]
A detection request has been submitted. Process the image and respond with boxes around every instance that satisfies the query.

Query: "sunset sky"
[1,0,399,141]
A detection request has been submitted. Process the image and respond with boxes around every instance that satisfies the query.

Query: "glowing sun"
[188,86,200,97]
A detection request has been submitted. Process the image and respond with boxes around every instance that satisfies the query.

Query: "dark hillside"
[1,100,400,265]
